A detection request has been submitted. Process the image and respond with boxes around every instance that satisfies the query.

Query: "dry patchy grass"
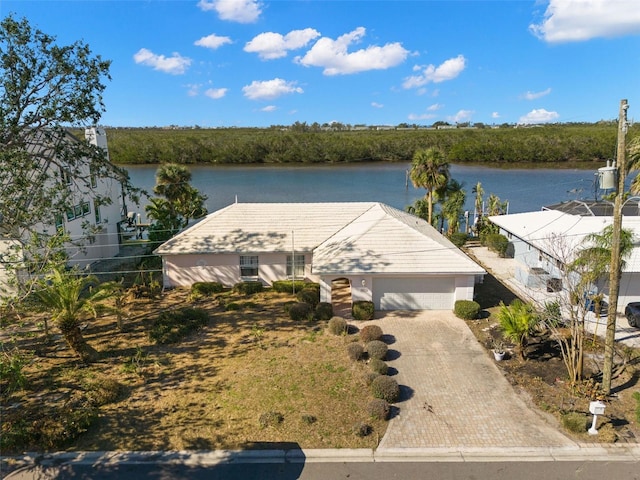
[1,288,387,453]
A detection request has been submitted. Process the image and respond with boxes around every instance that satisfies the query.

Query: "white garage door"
[373,277,454,310]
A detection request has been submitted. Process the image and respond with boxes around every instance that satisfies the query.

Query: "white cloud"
[521,88,552,100]
[371,102,384,108]
[195,34,232,50]
[245,29,321,60]
[204,88,228,99]
[242,78,303,100]
[197,0,262,23]
[427,103,443,111]
[518,108,560,124]
[408,113,436,121]
[261,105,277,112]
[295,27,408,75]
[133,48,191,75]
[402,55,466,89]
[186,84,201,97]
[449,109,474,123]
[492,112,501,119]
[530,0,640,43]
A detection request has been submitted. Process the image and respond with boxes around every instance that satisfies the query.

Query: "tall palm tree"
[627,136,640,194]
[34,266,109,362]
[472,181,484,218]
[441,183,467,235]
[409,148,449,225]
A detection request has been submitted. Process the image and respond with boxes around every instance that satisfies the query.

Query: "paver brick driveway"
[368,311,576,450]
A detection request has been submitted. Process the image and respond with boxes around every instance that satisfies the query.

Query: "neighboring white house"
[0,128,127,290]
[488,208,640,312]
[154,202,485,311]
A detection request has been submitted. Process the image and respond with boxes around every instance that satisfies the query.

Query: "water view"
[125,163,622,221]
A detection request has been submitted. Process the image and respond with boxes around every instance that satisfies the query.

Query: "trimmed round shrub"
[234,281,264,295]
[283,301,297,314]
[369,358,388,375]
[352,301,374,320]
[367,399,390,421]
[346,342,364,361]
[353,422,371,437]
[454,300,481,320]
[288,302,312,321]
[371,376,400,403]
[297,288,320,307]
[272,280,307,293]
[328,316,348,335]
[359,324,383,343]
[363,372,381,386]
[314,302,333,321]
[366,340,388,360]
[449,232,468,248]
[561,412,588,434]
[259,411,284,428]
[190,281,224,297]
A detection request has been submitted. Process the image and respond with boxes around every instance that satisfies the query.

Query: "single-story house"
[154,202,486,311]
[488,208,640,312]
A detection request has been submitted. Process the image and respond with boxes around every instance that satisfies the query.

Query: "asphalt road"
[5,460,640,480]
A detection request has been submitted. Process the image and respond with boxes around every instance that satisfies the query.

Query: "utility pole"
[602,99,629,395]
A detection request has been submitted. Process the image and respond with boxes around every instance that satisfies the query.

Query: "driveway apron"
[372,311,576,450]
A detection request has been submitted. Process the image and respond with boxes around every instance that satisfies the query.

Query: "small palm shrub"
[314,302,333,321]
[272,280,307,293]
[297,288,319,307]
[234,281,263,295]
[352,301,374,320]
[454,300,481,320]
[367,399,390,420]
[369,358,388,375]
[347,343,364,361]
[288,302,312,321]
[190,281,224,297]
[0,349,26,399]
[371,376,400,403]
[498,299,538,359]
[366,340,388,360]
[360,324,383,343]
[328,316,348,335]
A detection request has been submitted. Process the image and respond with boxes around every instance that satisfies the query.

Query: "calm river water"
[124,163,622,221]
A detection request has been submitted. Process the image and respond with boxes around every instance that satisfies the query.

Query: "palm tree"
[405,198,429,221]
[472,181,484,232]
[439,179,466,235]
[627,136,640,194]
[409,148,449,225]
[34,266,109,362]
[497,299,538,360]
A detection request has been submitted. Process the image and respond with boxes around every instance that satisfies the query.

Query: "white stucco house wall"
[0,127,127,291]
[489,209,640,312]
[154,202,485,311]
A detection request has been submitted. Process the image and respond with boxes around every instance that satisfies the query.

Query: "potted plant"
[492,340,506,361]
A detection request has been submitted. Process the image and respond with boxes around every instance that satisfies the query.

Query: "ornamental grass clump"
[347,343,364,361]
[259,411,284,428]
[328,316,348,335]
[363,372,381,386]
[359,324,383,343]
[371,376,400,403]
[367,398,390,421]
[365,340,388,360]
[353,422,372,437]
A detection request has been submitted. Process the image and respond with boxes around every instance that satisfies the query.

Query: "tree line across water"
[105,123,640,167]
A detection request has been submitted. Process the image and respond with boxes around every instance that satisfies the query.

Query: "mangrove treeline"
[105,123,640,167]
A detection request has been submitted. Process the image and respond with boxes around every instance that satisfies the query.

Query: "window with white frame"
[240,255,259,277]
[286,254,305,278]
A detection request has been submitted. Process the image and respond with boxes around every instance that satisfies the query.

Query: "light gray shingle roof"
[155,202,484,275]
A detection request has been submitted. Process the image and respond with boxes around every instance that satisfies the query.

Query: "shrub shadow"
[385,349,401,361]
[386,367,398,376]
[388,405,401,420]
[381,334,396,345]
[398,384,414,402]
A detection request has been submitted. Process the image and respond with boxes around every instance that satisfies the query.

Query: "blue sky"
[2,0,640,127]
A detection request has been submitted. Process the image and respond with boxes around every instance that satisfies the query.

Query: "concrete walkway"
[364,311,576,452]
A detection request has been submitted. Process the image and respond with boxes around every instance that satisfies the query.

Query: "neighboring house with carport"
[154,202,485,311]
[488,207,640,313]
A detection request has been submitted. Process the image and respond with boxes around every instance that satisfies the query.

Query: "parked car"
[624,302,640,328]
